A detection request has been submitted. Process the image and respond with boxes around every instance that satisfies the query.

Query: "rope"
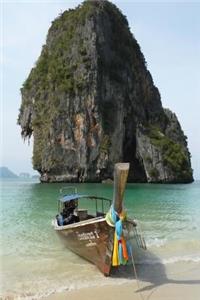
[127,242,146,300]
[129,244,200,300]
[134,220,147,250]
[107,206,200,299]
[126,222,200,300]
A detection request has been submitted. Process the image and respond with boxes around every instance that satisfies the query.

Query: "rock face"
[18,0,193,183]
[0,167,18,178]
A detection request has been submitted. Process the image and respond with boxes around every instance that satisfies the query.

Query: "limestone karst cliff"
[18,0,193,183]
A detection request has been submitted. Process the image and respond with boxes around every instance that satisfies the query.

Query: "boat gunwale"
[52,216,137,231]
[52,216,107,231]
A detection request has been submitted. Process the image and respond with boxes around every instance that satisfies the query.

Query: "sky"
[0,0,200,179]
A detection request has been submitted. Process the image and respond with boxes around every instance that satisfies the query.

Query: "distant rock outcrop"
[0,167,18,178]
[18,0,193,183]
[19,173,30,178]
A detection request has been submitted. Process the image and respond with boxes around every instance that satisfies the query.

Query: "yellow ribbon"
[112,232,119,266]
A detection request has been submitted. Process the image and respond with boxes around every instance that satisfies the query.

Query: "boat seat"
[77,209,88,221]
[96,211,105,217]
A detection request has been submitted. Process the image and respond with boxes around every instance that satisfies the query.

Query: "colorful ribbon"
[106,206,129,266]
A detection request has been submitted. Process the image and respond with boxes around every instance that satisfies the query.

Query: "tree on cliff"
[18,0,193,183]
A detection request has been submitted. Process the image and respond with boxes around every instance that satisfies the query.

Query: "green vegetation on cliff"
[18,0,193,183]
[20,2,99,170]
[148,125,192,181]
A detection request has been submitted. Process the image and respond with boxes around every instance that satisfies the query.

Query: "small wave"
[146,237,167,248]
[0,274,132,300]
[162,255,200,264]
[137,255,200,266]
[145,237,200,252]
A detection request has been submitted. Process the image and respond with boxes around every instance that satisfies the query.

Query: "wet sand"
[44,262,200,300]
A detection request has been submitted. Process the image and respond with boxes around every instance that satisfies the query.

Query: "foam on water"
[0,264,133,300]
[1,179,200,299]
[162,255,200,264]
[146,237,168,248]
[135,255,200,266]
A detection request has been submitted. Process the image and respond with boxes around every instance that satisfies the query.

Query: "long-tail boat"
[52,163,146,276]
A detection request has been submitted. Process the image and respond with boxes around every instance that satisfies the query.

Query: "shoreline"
[1,181,200,300]
[1,258,200,299]
[44,281,200,300]
[44,262,200,300]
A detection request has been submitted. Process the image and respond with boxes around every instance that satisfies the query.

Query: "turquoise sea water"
[0,179,200,299]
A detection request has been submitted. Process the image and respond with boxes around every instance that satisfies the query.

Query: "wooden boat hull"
[52,217,115,275]
[52,164,146,275]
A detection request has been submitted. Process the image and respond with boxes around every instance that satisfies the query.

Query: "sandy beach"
[1,181,200,299]
[44,262,200,300]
